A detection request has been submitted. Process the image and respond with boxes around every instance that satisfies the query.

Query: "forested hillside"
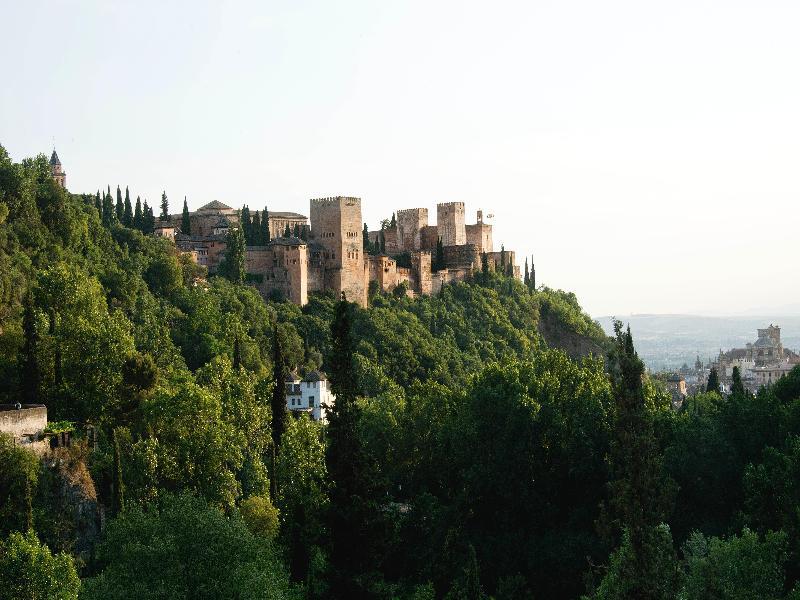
[3,146,800,599]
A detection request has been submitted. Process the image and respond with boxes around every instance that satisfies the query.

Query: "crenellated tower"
[437,202,466,246]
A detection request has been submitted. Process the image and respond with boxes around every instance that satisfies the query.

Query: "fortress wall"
[465,223,493,253]
[396,208,428,251]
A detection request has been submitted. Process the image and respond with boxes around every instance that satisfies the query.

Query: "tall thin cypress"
[133,196,143,231]
[233,336,241,371]
[102,190,114,226]
[123,186,133,226]
[160,191,169,221]
[181,197,191,234]
[293,223,301,237]
[20,292,40,405]
[240,206,252,243]
[731,366,747,397]
[531,259,536,290]
[283,223,291,238]
[262,207,271,243]
[94,190,102,215]
[251,211,262,245]
[524,258,530,286]
[112,428,125,515]
[706,368,721,394]
[115,185,124,221]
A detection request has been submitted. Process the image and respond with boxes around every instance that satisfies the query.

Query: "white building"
[285,370,335,422]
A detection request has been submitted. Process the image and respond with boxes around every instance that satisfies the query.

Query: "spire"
[50,149,61,166]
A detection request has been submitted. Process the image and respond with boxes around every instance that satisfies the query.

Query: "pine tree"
[706,368,721,394]
[123,186,133,226]
[240,206,251,244]
[115,185,124,222]
[222,226,246,283]
[251,211,262,245]
[731,366,747,397]
[524,258,530,286]
[262,207,271,243]
[133,196,143,231]
[159,191,169,221]
[112,428,125,515]
[283,223,291,238]
[181,197,191,235]
[20,292,40,405]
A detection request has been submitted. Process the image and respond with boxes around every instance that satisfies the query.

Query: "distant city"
[597,314,800,372]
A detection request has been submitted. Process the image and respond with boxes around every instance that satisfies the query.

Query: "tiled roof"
[49,150,60,166]
[198,200,233,211]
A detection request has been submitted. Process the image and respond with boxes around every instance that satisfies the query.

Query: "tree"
[159,191,169,221]
[181,196,191,235]
[0,531,80,600]
[390,212,397,228]
[240,205,251,243]
[142,201,155,234]
[500,244,506,270]
[731,366,747,397]
[524,258,529,287]
[221,226,246,284]
[19,291,40,405]
[251,210,261,245]
[102,188,114,226]
[112,427,125,516]
[133,196,143,230]
[123,186,132,226]
[434,237,445,271]
[707,368,721,394]
[0,433,39,537]
[271,326,288,453]
[94,190,102,215]
[481,252,489,278]
[115,185,124,222]
[283,223,291,238]
[262,207,271,243]
[363,223,371,252]
[239,495,280,540]
[530,260,536,290]
[81,493,296,599]
[293,223,301,238]
[593,322,676,600]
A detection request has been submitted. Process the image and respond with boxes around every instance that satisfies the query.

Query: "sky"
[2,0,799,317]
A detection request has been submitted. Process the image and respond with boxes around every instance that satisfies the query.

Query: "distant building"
[154,221,176,240]
[285,371,335,422]
[50,150,66,188]
[665,373,687,407]
[0,403,48,452]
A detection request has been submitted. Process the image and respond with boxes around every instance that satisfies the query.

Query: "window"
[309,396,314,407]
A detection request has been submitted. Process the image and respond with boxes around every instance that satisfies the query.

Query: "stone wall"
[437,202,466,246]
[0,405,47,445]
[411,250,432,296]
[431,266,473,294]
[247,242,309,305]
[419,225,439,251]
[443,243,480,269]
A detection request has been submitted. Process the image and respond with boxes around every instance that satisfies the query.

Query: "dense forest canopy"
[2,145,800,599]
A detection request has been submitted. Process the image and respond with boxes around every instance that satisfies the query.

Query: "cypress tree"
[222,226,246,283]
[233,336,241,371]
[435,237,445,270]
[102,189,114,226]
[326,294,372,595]
[524,258,530,286]
[293,223,301,238]
[271,326,288,451]
[379,230,386,253]
[20,292,40,405]
[143,201,155,234]
[481,252,489,278]
[362,223,370,252]
[262,207,271,243]
[115,185,124,221]
[531,260,536,290]
[159,191,169,221]
[283,223,291,238]
[602,321,675,599]
[500,244,506,270]
[251,211,262,245]
[94,190,102,215]
[123,186,133,226]
[706,367,721,394]
[181,197,191,235]
[731,366,747,397]
[390,212,397,228]
[240,206,251,243]
[133,196,143,230]
[112,428,125,515]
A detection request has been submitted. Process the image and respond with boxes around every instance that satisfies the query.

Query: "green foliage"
[0,531,80,600]
[239,495,280,540]
[0,434,39,537]
[82,493,298,599]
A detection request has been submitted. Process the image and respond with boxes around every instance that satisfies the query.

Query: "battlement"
[310,196,361,207]
[437,202,465,211]
[397,207,428,217]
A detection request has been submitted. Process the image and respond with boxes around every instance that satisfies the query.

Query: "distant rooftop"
[197,200,234,212]
[49,149,60,166]
[268,211,307,220]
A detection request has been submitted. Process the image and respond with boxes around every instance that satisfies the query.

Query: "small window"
[309,396,315,407]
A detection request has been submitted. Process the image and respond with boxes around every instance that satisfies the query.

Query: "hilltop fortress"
[167,196,519,306]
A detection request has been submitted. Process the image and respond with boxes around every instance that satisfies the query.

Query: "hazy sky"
[2,0,799,317]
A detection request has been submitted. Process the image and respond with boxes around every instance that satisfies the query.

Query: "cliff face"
[538,308,608,361]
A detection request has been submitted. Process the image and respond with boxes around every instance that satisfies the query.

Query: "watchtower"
[396,208,428,251]
[437,202,466,246]
[50,149,66,188]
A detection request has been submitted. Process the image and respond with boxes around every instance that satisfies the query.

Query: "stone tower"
[309,196,367,306]
[396,208,428,251]
[49,149,66,188]
[437,202,466,246]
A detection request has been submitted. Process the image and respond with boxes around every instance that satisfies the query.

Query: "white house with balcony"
[285,370,334,422]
